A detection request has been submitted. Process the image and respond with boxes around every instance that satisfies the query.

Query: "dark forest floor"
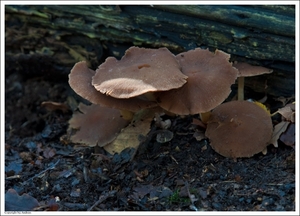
[4,67,296,212]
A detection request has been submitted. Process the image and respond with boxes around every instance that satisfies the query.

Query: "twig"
[170,154,178,164]
[22,159,60,185]
[62,202,88,210]
[5,175,21,180]
[185,181,199,211]
[88,190,117,211]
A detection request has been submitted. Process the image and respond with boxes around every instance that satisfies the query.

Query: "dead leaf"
[5,188,40,211]
[43,147,56,159]
[104,108,155,154]
[193,131,207,141]
[5,149,23,175]
[70,188,81,197]
[46,197,60,211]
[253,101,270,115]
[274,96,295,106]
[36,142,44,154]
[41,101,70,113]
[201,144,208,152]
[19,152,33,163]
[280,123,295,148]
[191,118,207,129]
[277,103,295,122]
[269,121,290,147]
[133,185,154,199]
[5,160,23,175]
[154,113,171,129]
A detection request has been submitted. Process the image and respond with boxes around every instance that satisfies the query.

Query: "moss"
[168,189,190,205]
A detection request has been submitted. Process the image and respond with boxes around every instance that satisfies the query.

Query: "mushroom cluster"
[69,47,239,116]
[155,48,238,115]
[68,46,190,148]
[68,46,274,159]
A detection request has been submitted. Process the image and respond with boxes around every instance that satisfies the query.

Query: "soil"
[4,64,296,213]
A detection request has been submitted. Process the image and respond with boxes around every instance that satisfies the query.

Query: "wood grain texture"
[5,5,295,97]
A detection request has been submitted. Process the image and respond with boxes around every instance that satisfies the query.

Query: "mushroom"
[155,48,238,115]
[205,100,273,159]
[68,103,130,147]
[233,62,273,101]
[69,61,157,119]
[92,46,188,99]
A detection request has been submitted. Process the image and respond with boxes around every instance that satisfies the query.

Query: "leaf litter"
[5,66,295,212]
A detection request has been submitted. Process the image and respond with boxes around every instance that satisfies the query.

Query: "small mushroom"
[69,61,157,112]
[68,103,130,147]
[92,46,188,99]
[233,62,273,101]
[155,48,238,115]
[205,100,273,159]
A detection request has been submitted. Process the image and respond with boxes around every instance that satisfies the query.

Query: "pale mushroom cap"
[233,62,273,77]
[92,46,188,99]
[155,48,238,115]
[205,100,273,158]
[69,61,157,112]
[68,103,130,147]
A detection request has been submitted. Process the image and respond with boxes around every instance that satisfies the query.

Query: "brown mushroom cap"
[155,48,238,115]
[233,62,273,101]
[233,62,273,77]
[205,100,273,159]
[69,61,157,112]
[68,103,130,147]
[92,46,188,99]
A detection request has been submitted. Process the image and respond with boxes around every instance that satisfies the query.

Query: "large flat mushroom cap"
[68,103,129,147]
[205,100,273,159]
[69,61,156,112]
[155,48,238,115]
[92,46,188,99]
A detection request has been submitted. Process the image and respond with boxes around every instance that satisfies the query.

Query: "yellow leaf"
[253,101,270,115]
[103,108,156,155]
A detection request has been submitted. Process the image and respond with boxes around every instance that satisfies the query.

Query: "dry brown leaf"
[274,96,295,106]
[269,121,290,147]
[193,131,207,141]
[104,108,155,154]
[154,113,171,129]
[277,103,295,122]
[280,123,295,148]
[41,101,70,113]
[191,118,207,129]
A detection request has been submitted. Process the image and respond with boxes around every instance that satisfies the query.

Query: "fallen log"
[5,5,295,97]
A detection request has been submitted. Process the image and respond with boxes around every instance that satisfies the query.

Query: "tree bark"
[5,5,295,97]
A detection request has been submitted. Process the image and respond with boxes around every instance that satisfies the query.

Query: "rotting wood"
[5,5,295,97]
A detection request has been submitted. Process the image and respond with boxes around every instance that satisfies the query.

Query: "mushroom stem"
[261,147,268,155]
[199,111,211,124]
[119,110,134,121]
[143,92,157,101]
[237,76,245,101]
